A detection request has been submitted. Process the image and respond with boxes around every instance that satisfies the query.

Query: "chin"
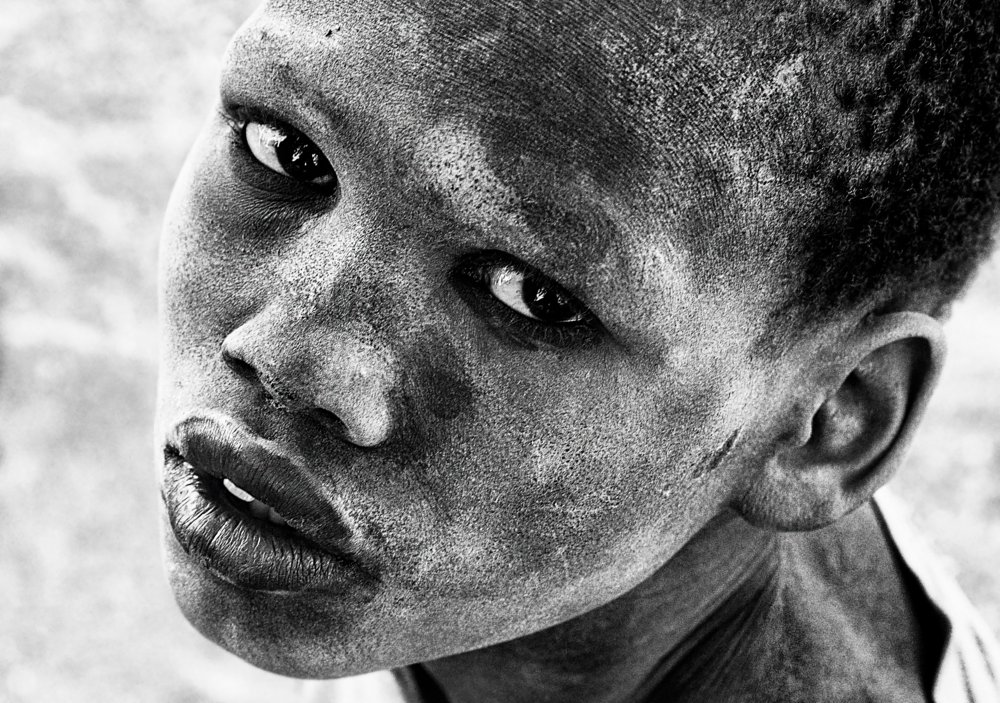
[161,524,392,679]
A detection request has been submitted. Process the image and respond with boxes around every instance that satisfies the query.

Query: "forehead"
[222,0,798,342]
[247,0,719,146]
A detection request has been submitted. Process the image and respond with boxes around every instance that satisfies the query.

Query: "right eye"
[453,251,603,349]
[224,108,339,192]
[243,121,337,188]
[486,265,588,324]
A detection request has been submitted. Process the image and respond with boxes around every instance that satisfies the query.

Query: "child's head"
[156,0,999,678]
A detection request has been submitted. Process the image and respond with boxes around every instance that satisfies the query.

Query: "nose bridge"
[273,220,358,320]
[273,214,406,327]
[222,300,399,448]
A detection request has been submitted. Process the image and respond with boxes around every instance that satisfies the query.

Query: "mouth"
[219,476,290,526]
[161,414,376,593]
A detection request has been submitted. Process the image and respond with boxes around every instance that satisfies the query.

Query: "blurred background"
[0,1,997,701]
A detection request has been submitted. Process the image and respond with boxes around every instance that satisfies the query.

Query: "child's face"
[158,0,790,676]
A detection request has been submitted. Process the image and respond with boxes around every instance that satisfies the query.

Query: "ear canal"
[794,339,924,525]
[807,365,901,473]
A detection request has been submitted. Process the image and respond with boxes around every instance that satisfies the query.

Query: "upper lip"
[164,412,364,570]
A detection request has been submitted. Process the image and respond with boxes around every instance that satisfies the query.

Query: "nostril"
[310,407,349,438]
[221,348,259,382]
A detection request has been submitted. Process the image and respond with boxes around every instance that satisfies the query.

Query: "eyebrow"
[413,125,645,295]
[220,20,379,145]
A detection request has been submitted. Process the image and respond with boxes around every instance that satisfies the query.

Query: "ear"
[733,311,945,531]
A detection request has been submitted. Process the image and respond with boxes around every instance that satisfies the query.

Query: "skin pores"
[157,0,800,677]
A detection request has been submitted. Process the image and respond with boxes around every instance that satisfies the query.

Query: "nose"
[220,310,397,448]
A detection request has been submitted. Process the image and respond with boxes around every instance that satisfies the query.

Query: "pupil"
[523,277,576,322]
[276,133,331,183]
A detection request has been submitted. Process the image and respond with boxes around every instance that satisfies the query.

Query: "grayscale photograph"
[1,1,999,701]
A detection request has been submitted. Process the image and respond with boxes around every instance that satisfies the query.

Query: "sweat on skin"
[155,0,994,701]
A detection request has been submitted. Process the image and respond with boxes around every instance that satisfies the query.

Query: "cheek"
[394,345,737,611]
[158,123,313,395]
[161,130,256,343]
[412,341,477,422]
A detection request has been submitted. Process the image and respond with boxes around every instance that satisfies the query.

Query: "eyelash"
[454,252,602,350]
[219,105,337,198]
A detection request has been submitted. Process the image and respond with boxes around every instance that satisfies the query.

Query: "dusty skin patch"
[3,1,1000,700]
[414,122,528,235]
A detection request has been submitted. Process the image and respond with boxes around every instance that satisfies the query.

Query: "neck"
[413,512,782,703]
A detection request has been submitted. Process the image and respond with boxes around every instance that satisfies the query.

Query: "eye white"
[488,266,584,323]
[245,121,291,176]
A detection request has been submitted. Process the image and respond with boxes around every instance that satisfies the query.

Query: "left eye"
[243,121,337,188]
[487,265,586,324]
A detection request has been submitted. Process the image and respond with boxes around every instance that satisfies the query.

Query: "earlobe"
[735,311,945,531]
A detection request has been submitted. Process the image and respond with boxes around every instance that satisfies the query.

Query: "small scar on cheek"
[693,428,741,478]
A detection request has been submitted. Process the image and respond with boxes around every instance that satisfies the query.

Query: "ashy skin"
[157,1,948,700]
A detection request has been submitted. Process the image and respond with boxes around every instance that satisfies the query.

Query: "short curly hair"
[739,0,1000,324]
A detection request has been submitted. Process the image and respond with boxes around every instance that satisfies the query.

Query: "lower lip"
[161,455,372,593]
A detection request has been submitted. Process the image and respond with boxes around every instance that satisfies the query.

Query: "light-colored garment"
[300,669,409,702]
[874,490,1000,703]
[308,493,1000,702]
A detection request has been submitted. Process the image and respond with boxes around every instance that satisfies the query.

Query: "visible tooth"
[223,478,255,503]
[221,477,290,526]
